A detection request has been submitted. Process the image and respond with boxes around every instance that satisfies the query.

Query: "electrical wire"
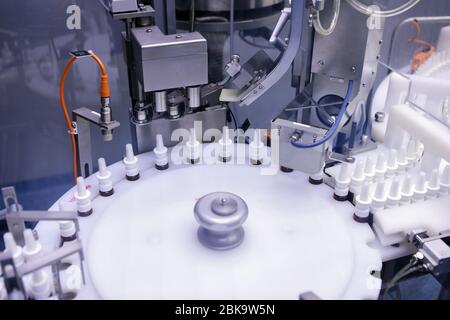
[189,0,196,32]
[229,0,235,59]
[59,52,110,183]
[313,0,341,36]
[345,0,421,18]
[290,80,353,149]
[408,19,435,71]
[59,56,78,184]
[381,263,423,300]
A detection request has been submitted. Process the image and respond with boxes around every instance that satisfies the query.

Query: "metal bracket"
[328,151,355,164]
[2,186,20,212]
[111,5,155,21]
[409,230,450,278]
[272,118,328,174]
[72,107,120,177]
[2,187,24,245]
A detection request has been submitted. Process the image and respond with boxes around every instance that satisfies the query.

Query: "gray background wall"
[0,0,449,211]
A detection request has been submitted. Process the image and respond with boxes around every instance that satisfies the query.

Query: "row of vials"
[74,127,265,216]
[331,140,450,223]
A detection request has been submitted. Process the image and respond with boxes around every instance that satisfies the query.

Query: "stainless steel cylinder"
[132,102,151,124]
[194,192,249,250]
[100,106,112,124]
[168,104,181,119]
[154,91,168,113]
[187,86,201,109]
[100,106,113,141]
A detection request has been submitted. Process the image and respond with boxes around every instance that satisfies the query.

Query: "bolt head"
[374,112,385,123]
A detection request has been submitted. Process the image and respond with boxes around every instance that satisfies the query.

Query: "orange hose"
[91,53,110,98]
[408,20,435,71]
[59,53,110,184]
[59,56,78,183]
[409,20,434,49]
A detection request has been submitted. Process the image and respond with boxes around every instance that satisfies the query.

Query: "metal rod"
[190,0,196,32]
[229,0,235,59]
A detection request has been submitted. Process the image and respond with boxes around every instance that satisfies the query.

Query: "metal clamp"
[408,230,450,278]
[328,151,355,164]
[72,107,120,177]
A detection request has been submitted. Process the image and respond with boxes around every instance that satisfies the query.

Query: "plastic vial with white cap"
[374,153,387,182]
[3,232,24,267]
[22,229,42,260]
[371,181,387,214]
[153,134,169,170]
[440,165,450,196]
[426,169,440,199]
[413,172,427,203]
[364,156,376,183]
[385,149,398,179]
[334,162,351,201]
[349,159,365,202]
[186,128,200,164]
[386,178,402,209]
[123,144,140,181]
[218,126,233,163]
[96,158,114,196]
[309,168,324,185]
[354,182,372,223]
[22,229,52,300]
[30,271,52,300]
[74,176,92,217]
[58,202,77,245]
[400,174,414,206]
[249,129,264,165]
